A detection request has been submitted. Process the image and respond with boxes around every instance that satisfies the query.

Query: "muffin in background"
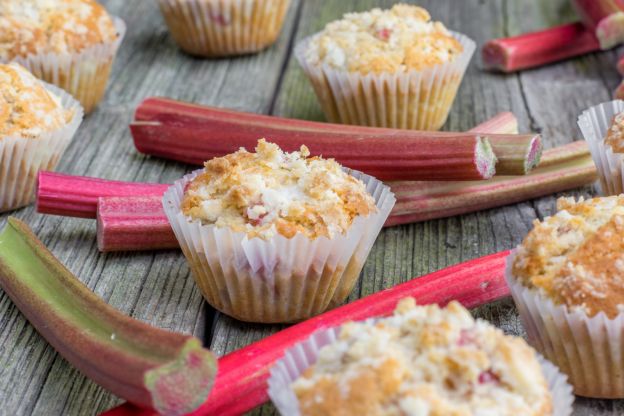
[158,0,291,57]
[508,195,624,398]
[0,0,126,113]
[0,63,83,212]
[295,4,475,131]
[162,139,395,323]
[268,298,574,416]
[578,100,624,195]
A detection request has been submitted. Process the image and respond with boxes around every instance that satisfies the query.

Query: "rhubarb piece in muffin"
[0,0,125,113]
[0,62,82,212]
[163,139,395,323]
[290,298,553,416]
[157,0,291,57]
[295,4,475,130]
[508,195,624,397]
[512,195,624,318]
[180,139,377,240]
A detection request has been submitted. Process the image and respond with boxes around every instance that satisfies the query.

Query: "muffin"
[157,0,291,57]
[578,100,624,195]
[295,4,475,131]
[268,298,574,416]
[162,140,395,323]
[0,0,126,113]
[0,63,83,212]
[508,195,624,397]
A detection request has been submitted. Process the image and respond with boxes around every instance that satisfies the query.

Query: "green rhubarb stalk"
[0,218,217,416]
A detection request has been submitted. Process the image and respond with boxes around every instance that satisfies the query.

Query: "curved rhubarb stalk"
[37,171,169,218]
[130,98,545,179]
[0,218,217,415]
[482,22,600,72]
[572,0,624,49]
[102,250,512,416]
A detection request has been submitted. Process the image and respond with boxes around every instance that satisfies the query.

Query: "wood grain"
[0,0,620,415]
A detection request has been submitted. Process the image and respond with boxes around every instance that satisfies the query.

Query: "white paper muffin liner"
[158,0,291,57]
[506,249,624,398]
[294,31,476,131]
[268,323,574,416]
[162,168,395,323]
[8,17,126,114]
[577,100,624,195]
[0,83,83,213]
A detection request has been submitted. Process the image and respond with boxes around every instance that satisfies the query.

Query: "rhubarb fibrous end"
[145,338,217,416]
[475,137,497,179]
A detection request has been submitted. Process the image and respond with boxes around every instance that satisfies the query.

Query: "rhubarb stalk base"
[294,32,475,131]
[578,100,624,195]
[0,84,83,213]
[162,169,395,323]
[506,250,624,398]
[268,321,574,415]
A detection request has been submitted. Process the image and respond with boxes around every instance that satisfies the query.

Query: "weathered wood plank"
[0,0,302,414]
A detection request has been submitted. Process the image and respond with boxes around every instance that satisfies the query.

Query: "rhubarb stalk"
[94,142,595,252]
[101,250,512,416]
[0,218,217,415]
[130,98,544,179]
[618,54,624,75]
[482,22,600,72]
[37,171,169,219]
[572,0,624,49]
[616,79,624,99]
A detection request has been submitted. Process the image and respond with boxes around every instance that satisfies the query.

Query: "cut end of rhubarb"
[475,137,497,179]
[145,338,217,416]
[482,41,508,71]
[597,12,624,49]
[525,135,543,172]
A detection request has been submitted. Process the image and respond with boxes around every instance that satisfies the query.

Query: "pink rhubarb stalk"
[101,250,512,416]
[95,142,595,252]
[572,0,624,49]
[130,98,544,179]
[0,218,217,415]
[37,171,168,219]
[482,22,600,72]
[618,54,624,75]
[616,79,624,99]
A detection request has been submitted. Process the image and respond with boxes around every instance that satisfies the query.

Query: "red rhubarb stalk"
[97,197,175,252]
[130,98,544,179]
[0,218,217,415]
[95,142,594,252]
[482,22,600,72]
[572,0,624,49]
[616,79,624,99]
[101,250,512,416]
[37,171,169,219]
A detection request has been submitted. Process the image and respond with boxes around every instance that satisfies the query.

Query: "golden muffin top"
[0,63,72,137]
[0,0,117,60]
[304,4,463,74]
[291,298,552,416]
[513,195,624,318]
[604,111,624,153]
[181,139,377,240]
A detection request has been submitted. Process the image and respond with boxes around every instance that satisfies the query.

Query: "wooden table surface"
[0,0,621,414]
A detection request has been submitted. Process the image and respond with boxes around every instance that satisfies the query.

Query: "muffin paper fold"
[506,249,624,398]
[158,0,291,57]
[9,17,126,114]
[162,168,395,323]
[267,322,574,416]
[578,100,624,195]
[0,83,83,213]
[295,31,475,131]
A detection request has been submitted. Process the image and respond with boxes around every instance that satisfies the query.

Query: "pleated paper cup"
[268,324,574,416]
[578,100,624,195]
[0,83,83,213]
[162,168,395,323]
[158,0,291,57]
[506,249,624,398]
[294,31,475,131]
[9,17,126,114]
